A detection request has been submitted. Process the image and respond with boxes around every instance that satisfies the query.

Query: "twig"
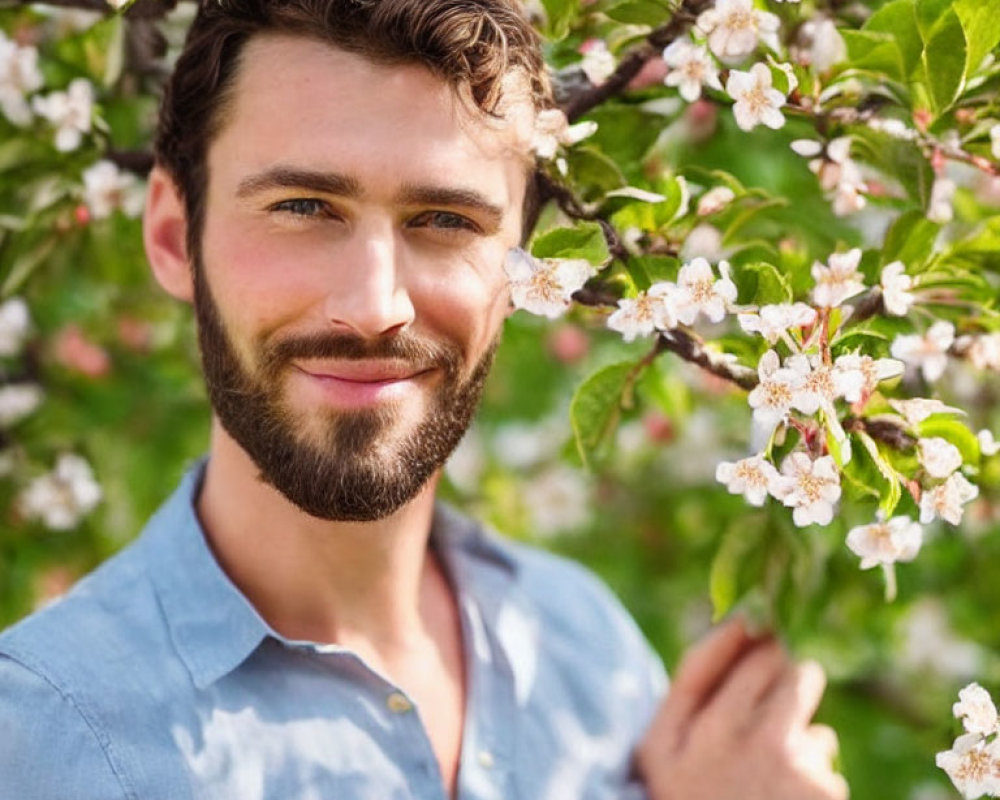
[563,0,714,122]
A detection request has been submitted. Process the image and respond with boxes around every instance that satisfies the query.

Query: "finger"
[645,618,762,755]
[699,637,790,731]
[801,724,840,764]
[760,659,827,736]
[662,618,762,724]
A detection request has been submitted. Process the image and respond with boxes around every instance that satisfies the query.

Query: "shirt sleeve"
[0,654,129,799]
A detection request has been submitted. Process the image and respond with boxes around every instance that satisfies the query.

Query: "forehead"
[207,34,535,204]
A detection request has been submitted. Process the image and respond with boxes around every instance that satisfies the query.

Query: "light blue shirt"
[0,462,666,799]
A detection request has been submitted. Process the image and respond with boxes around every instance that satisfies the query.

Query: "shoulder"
[0,646,133,797]
[0,539,156,678]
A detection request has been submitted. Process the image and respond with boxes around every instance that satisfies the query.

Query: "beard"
[191,256,496,522]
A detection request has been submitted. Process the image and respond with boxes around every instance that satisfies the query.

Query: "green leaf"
[920,8,968,114]
[917,417,981,464]
[955,0,1000,79]
[603,0,671,26]
[915,0,951,39]
[564,146,626,201]
[840,30,905,81]
[865,0,922,77]
[831,330,891,359]
[570,361,635,468]
[855,432,903,517]
[103,16,126,88]
[710,520,768,621]
[739,261,794,305]
[881,209,941,269]
[531,222,609,264]
[540,0,580,39]
[722,198,788,245]
[627,255,679,290]
[1,235,58,297]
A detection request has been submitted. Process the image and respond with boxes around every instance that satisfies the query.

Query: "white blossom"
[833,353,904,404]
[32,78,94,152]
[0,32,43,126]
[802,15,846,72]
[889,397,965,427]
[901,599,983,680]
[697,0,781,62]
[957,333,1000,371]
[920,472,979,526]
[727,63,786,131]
[954,684,1000,736]
[919,437,963,479]
[530,108,598,159]
[680,223,724,262]
[0,296,31,357]
[19,453,102,531]
[880,261,915,316]
[504,248,594,319]
[673,258,737,325]
[784,353,840,415]
[992,124,1000,162]
[579,39,616,86]
[936,733,1000,800]
[868,117,919,142]
[811,248,866,308]
[715,454,780,506]
[738,302,817,345]
[978,430,1000,457]
[846,515,922,569]
[891,321,955,383]
[747,350,804,433]
[0,383,43,426]
[773,452,841,527]
[82,161,146,219]
[663,39,723,103]
[928,177,957,224]
[697,186,736,216]
[607,282,677,342]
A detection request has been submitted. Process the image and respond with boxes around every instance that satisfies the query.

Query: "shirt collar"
[141,461,273,690]
[141,461,519,690]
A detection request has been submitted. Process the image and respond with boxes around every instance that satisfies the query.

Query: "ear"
[143,167,194,303]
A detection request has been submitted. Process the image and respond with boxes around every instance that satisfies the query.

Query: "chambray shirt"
[0,462,666,799]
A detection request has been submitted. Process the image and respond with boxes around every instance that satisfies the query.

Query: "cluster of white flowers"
[716,451,841,526]
[82,161,146,219]
[578,39,616,86]
[792,137,868,216]
[697,0,780,63]
[937,684,1000,799]
[19,453,102,531]
[32,77,95,152]
[504,247,597,319]
[956,333,1000,372]
[891,321,955,383]
[0,31,43,126]
[606,257,737,341]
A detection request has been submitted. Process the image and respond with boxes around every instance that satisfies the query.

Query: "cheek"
[414,251,510,356]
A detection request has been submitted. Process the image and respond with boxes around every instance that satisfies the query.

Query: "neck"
[197,419,444,656]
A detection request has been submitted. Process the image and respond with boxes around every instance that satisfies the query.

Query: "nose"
[323,221,416,339]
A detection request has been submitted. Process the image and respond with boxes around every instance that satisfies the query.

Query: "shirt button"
[386,692,413,714]
[478,750,495,769]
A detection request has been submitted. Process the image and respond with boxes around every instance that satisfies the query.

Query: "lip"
[290,361,431,407]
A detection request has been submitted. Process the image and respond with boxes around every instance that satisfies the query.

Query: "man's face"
[194,34,531,520]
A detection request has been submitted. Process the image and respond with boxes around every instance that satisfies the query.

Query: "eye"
[408,210,480,233]
[270,198,334,218]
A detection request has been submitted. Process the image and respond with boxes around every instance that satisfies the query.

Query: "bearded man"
[0,2,847,798]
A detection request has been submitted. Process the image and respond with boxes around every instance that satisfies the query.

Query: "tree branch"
[563,0,714,122]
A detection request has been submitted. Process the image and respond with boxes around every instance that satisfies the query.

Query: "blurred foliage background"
[2,1,1000,798]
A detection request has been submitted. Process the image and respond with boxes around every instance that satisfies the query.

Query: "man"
[0,1,847,798]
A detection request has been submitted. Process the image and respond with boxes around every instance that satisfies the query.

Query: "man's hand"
[637,617,849,800]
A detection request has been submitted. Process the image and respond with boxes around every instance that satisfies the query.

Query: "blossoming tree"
[2,0,1000,797]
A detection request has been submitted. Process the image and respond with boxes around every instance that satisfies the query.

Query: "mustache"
[259,331,462,374]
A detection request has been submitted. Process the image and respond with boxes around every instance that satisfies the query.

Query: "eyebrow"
[398,183,505,228]
[236,168,362,200]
